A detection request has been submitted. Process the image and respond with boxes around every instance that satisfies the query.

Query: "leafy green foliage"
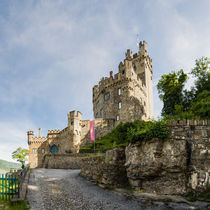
[12,147,29,169]
[191,57,210,96]
[79,120,169,153]
[157,69,187,116]
[157,57,210,119]
[190,90,210,119]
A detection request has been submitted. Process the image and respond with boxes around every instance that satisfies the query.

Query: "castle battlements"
[60,127,69,134]
[48,129,61,134]
[93,41,154,122]
[93,68,145,102]
[28,41,154,168]
[31,137,48,141]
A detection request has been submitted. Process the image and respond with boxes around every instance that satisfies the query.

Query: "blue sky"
[0,0,210,162]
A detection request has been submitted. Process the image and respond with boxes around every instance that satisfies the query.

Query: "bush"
[79,148,95,153]
[79,120,169,153]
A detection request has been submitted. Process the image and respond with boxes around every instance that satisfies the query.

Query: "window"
[71,121,74,125]
[41,148,45,154]
[96,102,100,108]
[118,102,122,109]
[133,65,136,72]
[100,109,103,117]
[118,88,121,95]
[116,115,120,121]
[32,148,37,154]
[50,145,59,154]
[104,93,110,101]
[96,112,98,118]
[122,70,125,74]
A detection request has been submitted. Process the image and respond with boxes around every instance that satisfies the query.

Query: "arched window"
[50,145,58,154]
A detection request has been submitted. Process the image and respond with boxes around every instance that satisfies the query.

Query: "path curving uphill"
[27,169,207,210]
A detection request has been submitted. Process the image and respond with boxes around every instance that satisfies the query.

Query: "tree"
[157,57,210,119]
[190,90,210,119]
[12,147,29,169]
[191,57,210,96]
[157,69,187,116]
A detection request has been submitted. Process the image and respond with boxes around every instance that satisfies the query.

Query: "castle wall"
[79,118,115,147]
[28,41,154,168]
[28,117,115,168]
[28,136,48,168]
[42,153,92,169]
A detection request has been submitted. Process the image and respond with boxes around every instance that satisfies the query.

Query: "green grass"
[0,200,29,210]
[185,185,210,202]
[80,120,169,153]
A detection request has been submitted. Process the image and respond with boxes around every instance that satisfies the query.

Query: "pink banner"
[90,120,95,142]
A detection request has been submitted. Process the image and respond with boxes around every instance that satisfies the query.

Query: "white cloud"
[0,119,36,162]
[0,0,210,159]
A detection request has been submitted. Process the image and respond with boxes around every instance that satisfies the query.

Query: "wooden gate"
[0,174,18,200]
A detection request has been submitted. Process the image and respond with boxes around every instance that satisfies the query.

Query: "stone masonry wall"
[80,147,128,187]
[80,120,210,195]
[93,41,153,123]
[169,120,210,191]
[42,154,91,169]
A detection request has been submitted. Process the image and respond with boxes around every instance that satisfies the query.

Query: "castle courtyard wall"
[42,153,92,169]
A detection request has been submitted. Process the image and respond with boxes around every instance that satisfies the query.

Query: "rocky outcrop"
[80,147,128,187]
[79,120,209,195]
[125,139,188,194]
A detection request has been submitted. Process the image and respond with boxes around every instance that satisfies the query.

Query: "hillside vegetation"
[0,159,20,173]
[80,120,169,153]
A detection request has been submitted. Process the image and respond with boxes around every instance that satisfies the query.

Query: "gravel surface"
[27,169,209,210]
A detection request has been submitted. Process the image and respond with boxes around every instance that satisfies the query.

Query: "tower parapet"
[93,41,154,122]
[27,131,34,143]
[68,110,82,131]
[139,40,148,56]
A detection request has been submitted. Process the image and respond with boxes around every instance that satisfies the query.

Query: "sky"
[0,0,210,162]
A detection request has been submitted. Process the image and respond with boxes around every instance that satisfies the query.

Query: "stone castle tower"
[93,41,153,122]
[27,41,154,168]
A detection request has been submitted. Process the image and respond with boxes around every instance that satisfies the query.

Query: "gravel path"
[27,169,208,210]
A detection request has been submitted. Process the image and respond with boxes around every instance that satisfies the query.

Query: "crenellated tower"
[67,110,82,152]
[93,41,154,123]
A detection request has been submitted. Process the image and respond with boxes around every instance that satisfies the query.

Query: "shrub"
[79,120,169,153]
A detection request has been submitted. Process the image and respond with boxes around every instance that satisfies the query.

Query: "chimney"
[38,128,41,137]
[110,71,113,78]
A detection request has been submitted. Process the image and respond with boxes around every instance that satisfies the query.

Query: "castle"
[28,41,154,168]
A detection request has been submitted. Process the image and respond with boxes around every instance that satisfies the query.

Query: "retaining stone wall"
[42,154,91,169]
[80,120,210,195]
[80,148,128,187]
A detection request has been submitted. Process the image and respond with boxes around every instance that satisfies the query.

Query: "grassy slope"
[0,159,20,173]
